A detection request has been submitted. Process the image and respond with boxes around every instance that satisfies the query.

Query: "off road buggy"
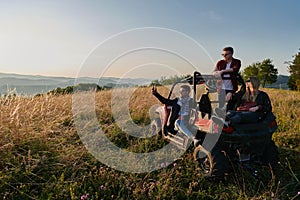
[151,71,279,181]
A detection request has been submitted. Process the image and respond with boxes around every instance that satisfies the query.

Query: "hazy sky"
[0,0,299,78]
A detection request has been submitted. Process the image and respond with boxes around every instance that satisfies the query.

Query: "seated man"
[213,76,272,127]
[152,85,195,134]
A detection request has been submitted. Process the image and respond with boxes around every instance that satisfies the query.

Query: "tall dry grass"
[0,87,299,199]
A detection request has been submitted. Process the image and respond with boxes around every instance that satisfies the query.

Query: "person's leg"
[228,113,241,125]
[239,112,260,123]
[218,89,226,109]
[213,111,260,127]
[228,111,260,126]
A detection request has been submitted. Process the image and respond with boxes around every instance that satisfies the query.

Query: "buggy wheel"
[262,140,279,168]
[194,145,213,175]
[210,148,230,181]
[151,118,162,139]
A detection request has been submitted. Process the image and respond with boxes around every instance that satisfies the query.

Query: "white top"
[222,62,233,90]
[177,96,191,116]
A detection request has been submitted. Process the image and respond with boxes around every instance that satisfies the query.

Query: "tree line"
[242,49,300,90]
[42,83,115,96]
[149,75,190,86]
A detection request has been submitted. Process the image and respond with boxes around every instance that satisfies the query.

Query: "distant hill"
[264,75,289,89]
[0,72,289,96]
[0,73,152,96]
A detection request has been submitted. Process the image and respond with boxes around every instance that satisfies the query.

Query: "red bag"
[237,102,256,111]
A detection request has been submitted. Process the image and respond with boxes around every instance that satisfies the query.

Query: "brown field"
[0,87,299,199]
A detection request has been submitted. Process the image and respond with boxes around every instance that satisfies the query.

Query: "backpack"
[199,93,212,119]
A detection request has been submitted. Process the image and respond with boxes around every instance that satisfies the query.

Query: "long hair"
[242,76,260,102]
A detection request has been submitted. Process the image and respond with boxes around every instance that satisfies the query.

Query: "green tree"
[149,74,189,86]
[259,59,278,87]
[287,49,300,90]
[242,59,278,87]
[243,63,259,79]
[149,79,162,86]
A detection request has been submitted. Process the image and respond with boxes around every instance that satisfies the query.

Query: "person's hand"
[225,92,232,102]
[249,106,259,112]
[213,71,222,78]
[152,85,157,95]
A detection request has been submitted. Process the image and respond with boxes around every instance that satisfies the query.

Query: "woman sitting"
[213,76,272,126]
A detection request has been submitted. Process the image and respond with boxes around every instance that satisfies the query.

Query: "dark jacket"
[153,92,195,112]
[253,90,272,114]
[216,58,241,92]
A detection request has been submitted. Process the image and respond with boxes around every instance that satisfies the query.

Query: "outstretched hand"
[152,85,157,95]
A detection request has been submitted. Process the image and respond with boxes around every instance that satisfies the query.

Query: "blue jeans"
[227,111,260,125]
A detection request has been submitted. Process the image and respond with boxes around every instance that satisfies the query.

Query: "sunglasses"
[221,53,231,57]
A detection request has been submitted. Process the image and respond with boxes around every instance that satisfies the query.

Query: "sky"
[0,0,299,79]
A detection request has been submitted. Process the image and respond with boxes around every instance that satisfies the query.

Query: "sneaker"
[166,125,177,135]
[193,138,200,147]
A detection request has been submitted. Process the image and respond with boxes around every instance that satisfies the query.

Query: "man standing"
[213,47,241,108]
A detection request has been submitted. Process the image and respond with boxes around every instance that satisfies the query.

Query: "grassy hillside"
[0,87,299,199]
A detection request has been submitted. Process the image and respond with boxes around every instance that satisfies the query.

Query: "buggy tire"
[193,145,213,175]
[261,140,279,168]
[210,146,231,181]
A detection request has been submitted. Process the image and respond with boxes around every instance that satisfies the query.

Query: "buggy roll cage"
[166,71,245,105]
